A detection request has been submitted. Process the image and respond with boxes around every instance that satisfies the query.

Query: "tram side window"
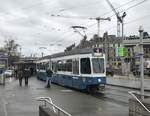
[52,62,57,72]
[45,62,49,69]
[57,61,62,71]
[73,59,79,74]
[40,63,45,70]
[66,59,72,72]
[80,58,91,74]
[57,60,72,72]
[36,64,40,71]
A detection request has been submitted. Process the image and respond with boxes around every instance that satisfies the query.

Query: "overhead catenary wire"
[96,14,150,33]
[50,0,147,36]
[60,13,150,47]
[0,0,148,51]
[0,0,55,17]
[101,0,141,17]
[86,0,148,30]
[58,0,101,13]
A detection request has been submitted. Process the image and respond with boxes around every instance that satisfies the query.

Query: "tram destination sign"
[93,48,103,57]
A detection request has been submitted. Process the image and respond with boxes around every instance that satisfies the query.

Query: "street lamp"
[139,26,144,100]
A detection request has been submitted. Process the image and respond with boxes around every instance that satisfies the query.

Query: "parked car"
[144,68,150,76]
[133,68,150,76]
[4,70,14,77]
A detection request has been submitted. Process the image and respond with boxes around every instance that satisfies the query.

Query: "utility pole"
[139,26,144,100]
[103,32,108,66]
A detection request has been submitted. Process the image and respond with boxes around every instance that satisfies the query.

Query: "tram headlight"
[98,79,101,82]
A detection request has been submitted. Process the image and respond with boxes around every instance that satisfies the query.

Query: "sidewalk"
[107,75,150,91]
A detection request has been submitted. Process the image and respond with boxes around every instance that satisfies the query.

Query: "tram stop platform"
[0,76,128,116]
[107,75,150,91]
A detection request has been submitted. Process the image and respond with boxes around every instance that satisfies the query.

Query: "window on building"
[80,58,91,74]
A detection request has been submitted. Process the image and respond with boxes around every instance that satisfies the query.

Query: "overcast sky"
[0,0,149,56]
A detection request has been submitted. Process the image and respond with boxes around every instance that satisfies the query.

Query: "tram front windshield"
[92,58,105,73]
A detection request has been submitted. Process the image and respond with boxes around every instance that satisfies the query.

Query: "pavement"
[107,75,150,91]
[1,75,150,116]
[0,76,128,116]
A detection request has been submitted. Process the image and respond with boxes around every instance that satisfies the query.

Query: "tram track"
[88,91,129,106]
[52,83,130,106]
[82,85,134,106]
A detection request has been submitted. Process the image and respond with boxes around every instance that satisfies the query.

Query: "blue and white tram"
[36,59,50,81]
[37,48,106,91]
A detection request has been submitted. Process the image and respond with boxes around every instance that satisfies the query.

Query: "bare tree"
[4,39,19,56]
[4,39,20,66]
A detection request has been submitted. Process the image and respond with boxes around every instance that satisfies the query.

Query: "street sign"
[134,46,140,53]
[134,53,141,58]
[115,47,126,57]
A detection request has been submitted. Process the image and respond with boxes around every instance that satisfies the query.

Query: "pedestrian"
[18,68,23,86]
[30,67,34,76]
[14,68,18,79]
[45,68,53,88]
[24,68,29,86]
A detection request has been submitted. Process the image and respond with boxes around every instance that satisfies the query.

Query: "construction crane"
[51,14,111,37]
[90,17,111,37]
[105,0,126,38]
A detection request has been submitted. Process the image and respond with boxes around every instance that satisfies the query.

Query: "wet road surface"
[0,77,141,116]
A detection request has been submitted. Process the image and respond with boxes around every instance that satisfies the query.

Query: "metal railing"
[128,91,150,113]
[36,97,72,116]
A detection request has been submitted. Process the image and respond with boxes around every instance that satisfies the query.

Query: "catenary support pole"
[139,26,144,100]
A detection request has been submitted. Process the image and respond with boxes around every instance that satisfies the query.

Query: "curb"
[107,83,150,92]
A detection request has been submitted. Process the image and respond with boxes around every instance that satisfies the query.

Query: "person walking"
[18,68,23,86]
[45,68,53,88]
[24,68,30,86]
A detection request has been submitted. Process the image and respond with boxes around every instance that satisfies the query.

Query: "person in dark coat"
[45,69,53,88]
[18,68,23,86]
[14,68,18,79]
[24,68,30,86]
[30,67,34,76]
